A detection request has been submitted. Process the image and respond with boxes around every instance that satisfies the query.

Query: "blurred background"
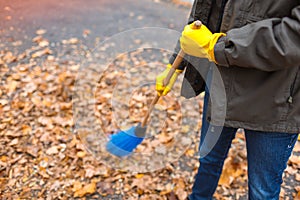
[0,0,299,199]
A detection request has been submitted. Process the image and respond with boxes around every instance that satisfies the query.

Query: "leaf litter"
[0,29,299,200]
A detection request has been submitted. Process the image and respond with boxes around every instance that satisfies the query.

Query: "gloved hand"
[180,21,226,62]
[156,64,183,96]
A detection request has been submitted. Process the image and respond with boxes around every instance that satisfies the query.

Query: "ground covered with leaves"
[1,18,300,200]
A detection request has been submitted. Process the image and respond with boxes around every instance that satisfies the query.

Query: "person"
[156,0,300,199]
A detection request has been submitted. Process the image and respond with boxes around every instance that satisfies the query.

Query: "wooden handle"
[161,21,202,86]
[140,20,202,127]
[192,20,202,29]
[163,50,185,86]
[141,94,160,127]
[141,50,185,127]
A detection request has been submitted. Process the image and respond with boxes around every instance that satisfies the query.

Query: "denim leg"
[245,130,299,200]
[189,90,237,200]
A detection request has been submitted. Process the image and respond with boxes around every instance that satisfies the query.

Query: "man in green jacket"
[156,0,300,199]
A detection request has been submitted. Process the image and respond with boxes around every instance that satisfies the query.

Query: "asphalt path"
[0,0,190,51]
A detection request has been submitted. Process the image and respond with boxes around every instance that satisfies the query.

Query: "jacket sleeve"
[214,5,300,71]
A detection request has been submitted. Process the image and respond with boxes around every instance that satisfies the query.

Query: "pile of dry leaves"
[0,29,299,199]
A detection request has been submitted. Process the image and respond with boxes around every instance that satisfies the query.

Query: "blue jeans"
[189,90,299,200]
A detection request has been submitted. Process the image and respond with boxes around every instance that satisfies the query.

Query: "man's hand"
[180,21,226,62]
[156,64,183,96]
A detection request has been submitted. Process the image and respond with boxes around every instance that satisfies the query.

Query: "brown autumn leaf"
[32,35,43,43]
[295,173,300,182]
[21,124,32,135]
[38,40,49,47]
[74,182,96,198]
[76,151,86,158]
[280,188,285,198]
[171,0,192,7]
[289,155,300,167]
[31,48,52,58]
[62,37,79,45]
[7,80,18,94]
[159,183,173,195]
[218,156,245,187]
[0,99,8,106]
[38,116,52,126]
[3,51,17,63]
[175,189,188,200]
[294,142,300,152]
[84,166,98,178]
[46,146,59,155]
[8,138,19,146]
[26,145,39,157]
[173,178,188,200]
[82,29,91,38]
[36,29,47,35]
[72,181,82,192]
[295,191,300,200]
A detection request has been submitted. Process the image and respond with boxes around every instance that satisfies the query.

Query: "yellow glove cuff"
[166,63,183,74]
[208,33,226,62]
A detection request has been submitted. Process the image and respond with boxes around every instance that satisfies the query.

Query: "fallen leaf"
[32,35,43,43]
[8,138,19,146]
[26,146,39,157]
[289,155,300,165]
[4,6,11,11]
[74,182,96,197]
[76,151,86,158]
[36,29,47,35]
[46,146,59,155]
[72,181,82,192]
[38,40,49,47]
[83,29,90,38]
[7,80,18,94]
[31,48,52,58]
[294,142,300,152]
[295,173,300,182]
[295,191,300,200]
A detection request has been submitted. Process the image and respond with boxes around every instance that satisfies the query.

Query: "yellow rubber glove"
[180,22,226,62]
[156,64,183,96]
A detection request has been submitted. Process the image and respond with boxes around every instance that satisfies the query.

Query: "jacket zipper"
[288,71,298,104]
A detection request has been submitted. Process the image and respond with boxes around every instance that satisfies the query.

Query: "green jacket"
[172,0,300,133]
